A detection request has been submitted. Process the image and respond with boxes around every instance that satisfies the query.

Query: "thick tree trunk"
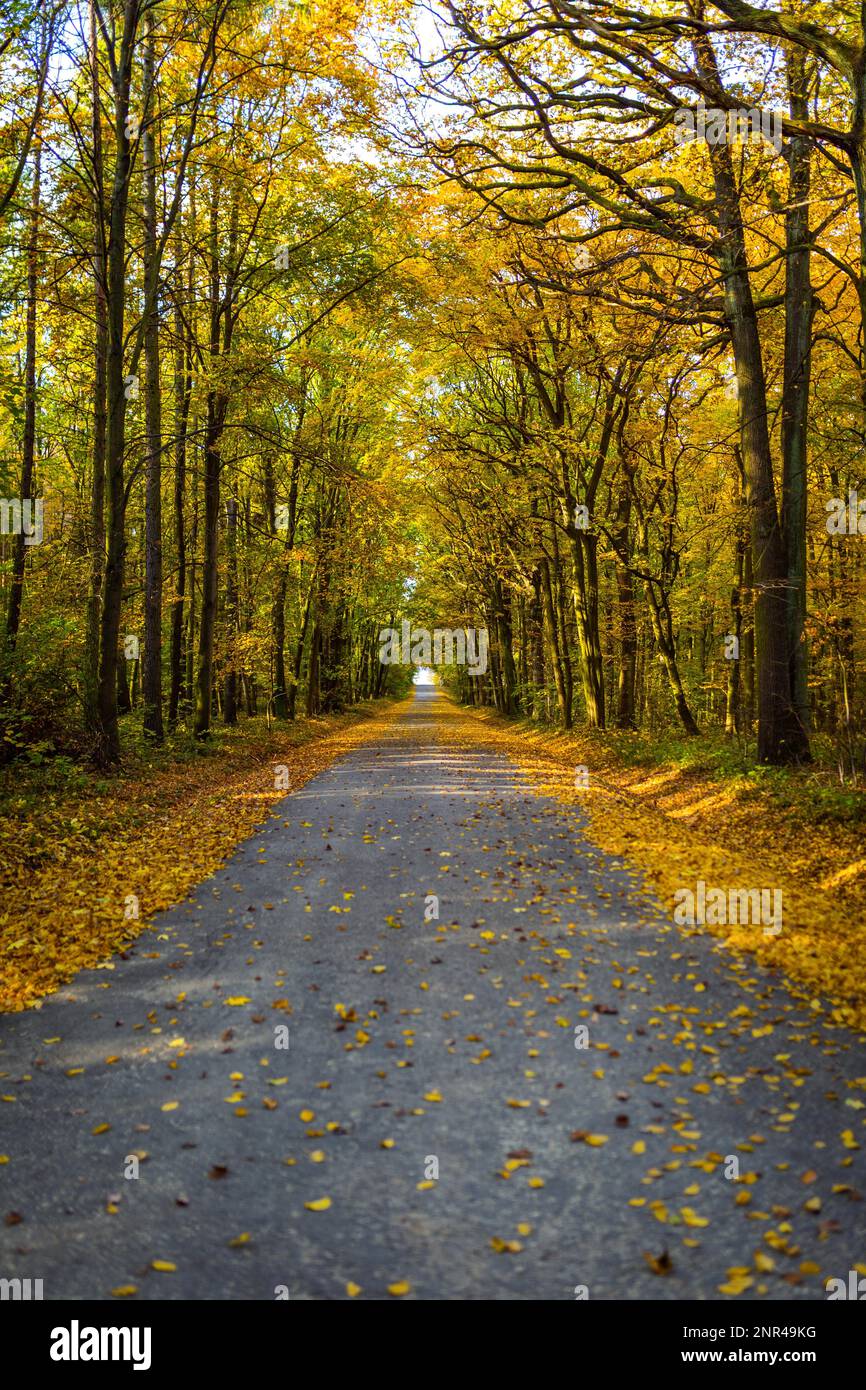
[695,33,808,763]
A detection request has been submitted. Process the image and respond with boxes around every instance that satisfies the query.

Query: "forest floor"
[0,685,864,1301]
[0,698,403,1012]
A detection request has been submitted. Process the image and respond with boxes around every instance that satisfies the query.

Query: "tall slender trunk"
[540,555,571,728]
[5,134,41,647]
[141,14,163,740]
[493,577,518,714]
[85,0,107,730]
[95,0,141,766]
[613,480,637,728]
[568,530,606,727]
[305,621,320,717]
[781,44,812,748]
[195,390,223,737]
[186,475,198,707]
[528,568,545,718]
[194,181,235,737]
[725,520,745,737]
[223,493,239,725]
[168,220,191,727]
[289,582,314,720]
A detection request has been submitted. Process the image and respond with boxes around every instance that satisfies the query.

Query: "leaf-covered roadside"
[436,703,866,1033]
[0,701,399,1013]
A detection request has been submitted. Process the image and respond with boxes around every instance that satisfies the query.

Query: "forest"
[0,0,863,778]
[2,0,866,1321]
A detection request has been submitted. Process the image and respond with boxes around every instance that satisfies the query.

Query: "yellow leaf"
[305,1197,331,1211]
[681,1207,709,1228]
[719,1273,753,1295]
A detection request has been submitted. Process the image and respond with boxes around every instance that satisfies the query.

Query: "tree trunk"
[306,621,320,717]
[141,14,163,741]
[725,525,745,737]
[540,556,571,728]
[781,44,812,750]
[223,493,239,725]
[5,133,41,647]
[644,577,699,736]
[194,390,223,737]
[85,0,107,732]
[194,181,235,737]
[168,221,191,728]
[613,481,637,729]
[94,0,141,765]
[695,32,809,764]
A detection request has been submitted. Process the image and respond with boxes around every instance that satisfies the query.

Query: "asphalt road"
[1,686,864,1300]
